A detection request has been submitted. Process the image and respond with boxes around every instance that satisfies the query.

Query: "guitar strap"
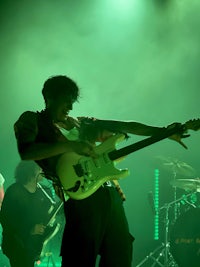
[53,183,66,202]
[112,180,126,201]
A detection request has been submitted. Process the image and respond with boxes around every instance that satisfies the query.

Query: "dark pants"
[2,236,35,267]
[61,185,134,267]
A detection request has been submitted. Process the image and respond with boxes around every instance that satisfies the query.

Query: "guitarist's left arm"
[79,117,167,140]
[78,117,199,149]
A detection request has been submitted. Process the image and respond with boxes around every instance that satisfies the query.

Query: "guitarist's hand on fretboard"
[167,119,200,149]
[165,122,189,149]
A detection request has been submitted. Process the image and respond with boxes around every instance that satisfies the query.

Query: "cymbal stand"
[135,243,165,267]
[156,199,178,267]
[136,194,193,267]
[171,170,178,223]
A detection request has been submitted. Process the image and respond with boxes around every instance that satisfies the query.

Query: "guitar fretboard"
[108,124,184,161]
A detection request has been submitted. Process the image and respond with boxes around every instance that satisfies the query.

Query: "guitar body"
[26,202,63,261]
[27,223,60,261]
[56,134,129,200]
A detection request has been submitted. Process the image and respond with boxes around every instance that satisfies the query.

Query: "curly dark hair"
[42,75,80,104]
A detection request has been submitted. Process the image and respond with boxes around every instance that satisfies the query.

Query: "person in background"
[0,160,57,267]
[0,173,5,210]
[13,75,191,267]
[0,172,7,266]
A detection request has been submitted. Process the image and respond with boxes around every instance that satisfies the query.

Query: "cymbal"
[155,156,195,177]
[170,179,200,192]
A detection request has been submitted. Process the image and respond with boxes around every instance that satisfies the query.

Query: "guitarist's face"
[47,95,74,122]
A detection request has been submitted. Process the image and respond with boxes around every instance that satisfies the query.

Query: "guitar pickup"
[74,162,92,178]
[73,163,84,177]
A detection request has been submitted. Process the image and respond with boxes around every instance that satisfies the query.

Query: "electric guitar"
[28,201,63,261]
[56,119,200,200]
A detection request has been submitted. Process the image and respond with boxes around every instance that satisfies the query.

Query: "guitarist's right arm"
[14,111,97,162]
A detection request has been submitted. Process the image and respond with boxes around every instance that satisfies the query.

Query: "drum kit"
[136,157,200,267]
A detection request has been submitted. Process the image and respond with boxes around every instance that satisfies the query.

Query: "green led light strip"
[154,168,159,240]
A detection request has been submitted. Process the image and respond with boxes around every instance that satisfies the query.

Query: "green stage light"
[154,168,159,240]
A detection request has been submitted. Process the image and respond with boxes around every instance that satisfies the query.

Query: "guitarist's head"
[42,75,80,123]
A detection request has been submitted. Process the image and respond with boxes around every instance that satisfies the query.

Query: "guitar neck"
[108,125,183,161]
[47,202,63,227]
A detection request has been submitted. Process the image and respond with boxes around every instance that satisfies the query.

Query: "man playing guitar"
[13,75,199,267]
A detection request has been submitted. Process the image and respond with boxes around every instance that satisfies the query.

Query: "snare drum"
[170,207,200,267]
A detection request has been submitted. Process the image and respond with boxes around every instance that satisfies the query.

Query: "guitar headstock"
[185,119,200,131]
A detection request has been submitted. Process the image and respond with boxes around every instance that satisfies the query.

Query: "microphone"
[148,191,156,215]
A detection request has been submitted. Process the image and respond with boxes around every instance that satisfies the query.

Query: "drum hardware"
[156,156,196,222]
[180,193,197,209]
[170,178,200,193]
[170,207,200,267]
[136,194,194,267]
[155,156,196,177]
[135,243,165,267]
[169,178,200,266]
[137,157,197,266]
